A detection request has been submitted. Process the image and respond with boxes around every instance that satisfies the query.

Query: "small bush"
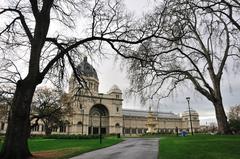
[0,134,4,142]
[140,132,174,137]
[43,134,100,139]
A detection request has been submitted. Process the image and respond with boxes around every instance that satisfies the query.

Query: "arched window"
[89,104,109,116]
[79,104,82,110]
[77,121,83,125]
[115,123,120,127]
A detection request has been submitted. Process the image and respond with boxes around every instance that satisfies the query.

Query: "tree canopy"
[228,105,240,134]
[31,88,70,135]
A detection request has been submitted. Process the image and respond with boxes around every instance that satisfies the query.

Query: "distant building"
[0,57,200,135]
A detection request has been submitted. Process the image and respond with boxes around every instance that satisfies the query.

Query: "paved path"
[70,138,159,159]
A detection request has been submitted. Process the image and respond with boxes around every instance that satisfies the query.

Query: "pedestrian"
[175,127,178,136]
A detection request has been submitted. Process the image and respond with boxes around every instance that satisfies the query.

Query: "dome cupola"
[108,85,122,99]
[69,56,99,94]
[76,56,98,80]
[108,85,122,94]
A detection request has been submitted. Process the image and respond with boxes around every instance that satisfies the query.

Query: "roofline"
[122,108,175,114]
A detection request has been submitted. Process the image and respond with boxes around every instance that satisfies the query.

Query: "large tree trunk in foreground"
[214,101,232,134]
[0,79,36,159]
[211,79,232,134]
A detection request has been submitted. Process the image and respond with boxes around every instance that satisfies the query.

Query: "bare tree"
[0,97,9,123]
[193,0,240,31]
[31,87,69,135]
[0,85,14,121]
[191,0,240,59]
[0,0,156,158]
[229,105,240,120]
[228,105,240,134]
[122,0,240,134]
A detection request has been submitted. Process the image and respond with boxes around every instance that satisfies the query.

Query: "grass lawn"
[159,135,240,159]
[0,136,123,159]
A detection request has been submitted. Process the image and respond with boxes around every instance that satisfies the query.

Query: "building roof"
[182,109,198,116]
[108,84,122,94]
[76,56,98,80]
[122,109,180,119]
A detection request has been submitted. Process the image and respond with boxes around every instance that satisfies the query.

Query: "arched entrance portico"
[89,104,109,135]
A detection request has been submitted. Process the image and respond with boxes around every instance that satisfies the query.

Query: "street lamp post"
[99,114,102,144]
[98,93,103,143]
[186,97,194,135]
[157,99,161,133]
[123,115,125,136]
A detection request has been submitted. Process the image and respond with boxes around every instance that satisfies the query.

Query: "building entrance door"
[89,104,109,135]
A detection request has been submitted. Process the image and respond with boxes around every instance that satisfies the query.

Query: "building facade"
[0,57,200,135]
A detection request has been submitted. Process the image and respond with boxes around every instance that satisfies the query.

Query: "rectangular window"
[101,128,106,134]
[52,127,58,132]
[1,123,4,130]
[132,128,137,134]
[31,125,39,132]
[144,129,147,133]
[60,126,66,133]
[137,129,142,134]
[125,128,130,134]
[93,127,98,134]
[88,127,92,134]
[41,125,45,132]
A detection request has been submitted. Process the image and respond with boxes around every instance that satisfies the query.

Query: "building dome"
[108,85,122,94]
[76,57,98,80]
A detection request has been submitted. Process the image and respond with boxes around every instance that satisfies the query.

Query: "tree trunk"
[45,125,52,136]
[0,80,36,159]
[213,101,232,134]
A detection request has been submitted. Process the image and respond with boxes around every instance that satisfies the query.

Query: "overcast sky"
[87,0,240,125]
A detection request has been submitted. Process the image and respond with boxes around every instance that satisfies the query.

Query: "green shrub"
[43,134,100,139]
[0,135,4,142]
[229,119,240,134]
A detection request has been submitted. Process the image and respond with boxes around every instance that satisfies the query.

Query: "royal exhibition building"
[0,57,200,135]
